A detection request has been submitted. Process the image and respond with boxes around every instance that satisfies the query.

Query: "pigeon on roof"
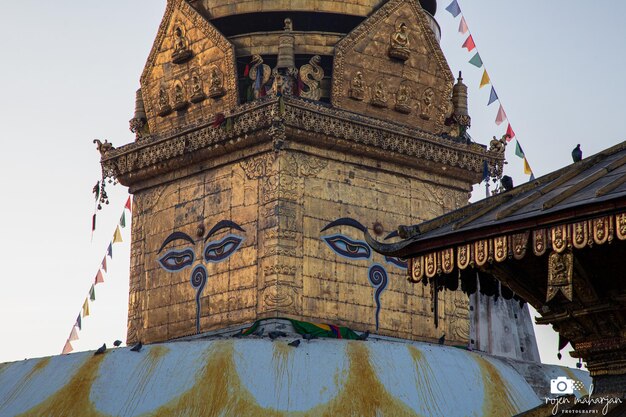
[572,144,582,162]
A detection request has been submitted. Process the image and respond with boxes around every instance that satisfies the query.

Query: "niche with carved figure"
[171,22,193,64]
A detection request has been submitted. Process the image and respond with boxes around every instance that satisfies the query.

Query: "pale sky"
[0,0,624,369]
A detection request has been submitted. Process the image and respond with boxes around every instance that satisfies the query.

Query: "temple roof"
[369,140,626,258]
[0,337,589,416]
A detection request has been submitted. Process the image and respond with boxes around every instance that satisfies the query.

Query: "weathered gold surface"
[140,0,238,138]
[198,0,388,20]
[230,32,342,58]
[127,145,471,345]
[332,0,454,134]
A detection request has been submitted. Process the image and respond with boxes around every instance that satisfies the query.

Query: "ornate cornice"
[101,96,502,186]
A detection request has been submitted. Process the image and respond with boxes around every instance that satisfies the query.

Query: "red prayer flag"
[125,196,132,212]
[101,256,107,273]
[462,35,475,52]
[95,269,105,285]
[243,64,250,77]
[506,124,515,142]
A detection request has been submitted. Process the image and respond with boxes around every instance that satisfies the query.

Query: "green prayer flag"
[468,52,483,68]
[90,285,96,301]
[119,212,126,228]
[226,117,233,132]
[515,140,525,158]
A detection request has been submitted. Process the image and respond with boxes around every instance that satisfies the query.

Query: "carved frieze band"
[101,97,500,182]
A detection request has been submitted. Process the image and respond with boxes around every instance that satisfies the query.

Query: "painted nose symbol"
[190,265,208,333]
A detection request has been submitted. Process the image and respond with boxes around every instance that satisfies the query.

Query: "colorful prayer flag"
[487,87,498,105]
[515,140,525,158]
[480,70,490,89]
[482,160,489,182]
[458,16,468,34]
[62,340,73,355]
[523,158,533,175]
[468,52,483,68]
[462,35,475,52]
[101,256,107,273]
[120,212,126,228]
[69,326,79,342]
[530,173,536,181]
[445,0,461,17]
[82,298,90,317]
[506,124,515,141]
[76,314,82,330]
[95,269,105,285]
[90,285,96,301]
[113,226,123,243]
[107,243,113,258]
[495,105,507,126]
[125,197,132,212]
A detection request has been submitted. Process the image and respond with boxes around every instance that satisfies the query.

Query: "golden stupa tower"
[100,0,506,347]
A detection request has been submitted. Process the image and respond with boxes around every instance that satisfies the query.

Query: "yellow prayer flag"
[113,226,123,243]
[82,299,90,317]
[523,158,533,175]
[479,70,490,88]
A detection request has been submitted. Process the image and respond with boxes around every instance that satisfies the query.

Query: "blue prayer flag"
[445,0,461,17]
[487,87,498,106]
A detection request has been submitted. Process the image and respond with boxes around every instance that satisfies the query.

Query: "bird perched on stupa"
[501,175,513,191]
[572,144,582,162]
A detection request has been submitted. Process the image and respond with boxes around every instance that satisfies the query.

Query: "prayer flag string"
[445,0,535,180]
[61,196,132,354]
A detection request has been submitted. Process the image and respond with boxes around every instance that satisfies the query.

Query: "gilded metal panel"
[510,232,529,260]
[616,213,626,240]
[572,221,589,249]
[457,243,471,270]
[474,240,489,267]
[592,216,611,245]
[493,236,507,263]
[547,250,574,302]
[550,224,568,253]
[533,229,547,257]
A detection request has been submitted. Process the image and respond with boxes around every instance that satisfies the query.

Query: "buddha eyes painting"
[157,220,245,333]
[321,217,407,330]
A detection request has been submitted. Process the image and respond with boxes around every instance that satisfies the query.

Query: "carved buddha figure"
[394,83,412,114]
[172,81,189,111]
[371,79,387,108]
[209,65,226,98]
[388,22,410,61]
[349,71,365,101]
[190,71,206,103]
[158,87,172,116]
[171,24,193,64]
[419,87,435,120]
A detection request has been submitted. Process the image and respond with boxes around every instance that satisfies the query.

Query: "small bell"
[576,359,582,369]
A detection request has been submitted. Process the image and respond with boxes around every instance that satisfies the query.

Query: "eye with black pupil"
[347,245,359,253]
